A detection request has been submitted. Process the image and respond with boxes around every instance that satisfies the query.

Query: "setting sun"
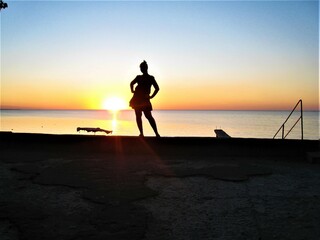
[102,97,127,111]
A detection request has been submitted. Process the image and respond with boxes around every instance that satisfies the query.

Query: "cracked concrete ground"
[0,133,319,240]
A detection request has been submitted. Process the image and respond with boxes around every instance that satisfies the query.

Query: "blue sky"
[1,1,319,110]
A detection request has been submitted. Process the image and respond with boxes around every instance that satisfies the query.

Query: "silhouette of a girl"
[130,61,160,137]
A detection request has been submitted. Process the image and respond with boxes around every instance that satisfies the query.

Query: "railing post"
[273,99,304,140]
[300,100,303,140]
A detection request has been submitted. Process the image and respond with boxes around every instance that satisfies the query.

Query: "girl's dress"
[130,75,157,111]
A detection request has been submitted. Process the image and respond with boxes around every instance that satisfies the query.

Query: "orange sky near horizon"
[1,74,318,111]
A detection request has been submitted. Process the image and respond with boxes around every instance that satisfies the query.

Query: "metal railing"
[273,99,303,140]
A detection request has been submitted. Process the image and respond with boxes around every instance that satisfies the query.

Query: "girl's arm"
[150,79,160,99]
[130,77,138,93]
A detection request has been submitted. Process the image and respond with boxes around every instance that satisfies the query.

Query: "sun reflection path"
[111,110,118,132]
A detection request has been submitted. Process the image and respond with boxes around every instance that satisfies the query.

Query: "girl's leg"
[135,109,143,136]
[144,111,160,137]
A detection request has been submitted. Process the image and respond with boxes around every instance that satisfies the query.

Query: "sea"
[0,110,319,140]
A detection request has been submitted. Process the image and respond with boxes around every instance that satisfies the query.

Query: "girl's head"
[140,60,148,74]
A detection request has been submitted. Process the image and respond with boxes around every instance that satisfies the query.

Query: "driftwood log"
[77,127,112,135]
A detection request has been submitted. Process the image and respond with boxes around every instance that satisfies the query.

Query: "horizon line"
[1,107,319,112]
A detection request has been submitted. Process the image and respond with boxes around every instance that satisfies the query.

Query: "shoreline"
[1,131,318,150]
[1,131,318,163]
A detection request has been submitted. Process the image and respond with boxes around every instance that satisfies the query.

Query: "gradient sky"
[1,0,319,110]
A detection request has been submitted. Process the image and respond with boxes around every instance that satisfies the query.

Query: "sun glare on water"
[102,97,127,112]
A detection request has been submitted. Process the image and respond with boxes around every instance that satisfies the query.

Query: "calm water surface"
[0,110,319,139]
